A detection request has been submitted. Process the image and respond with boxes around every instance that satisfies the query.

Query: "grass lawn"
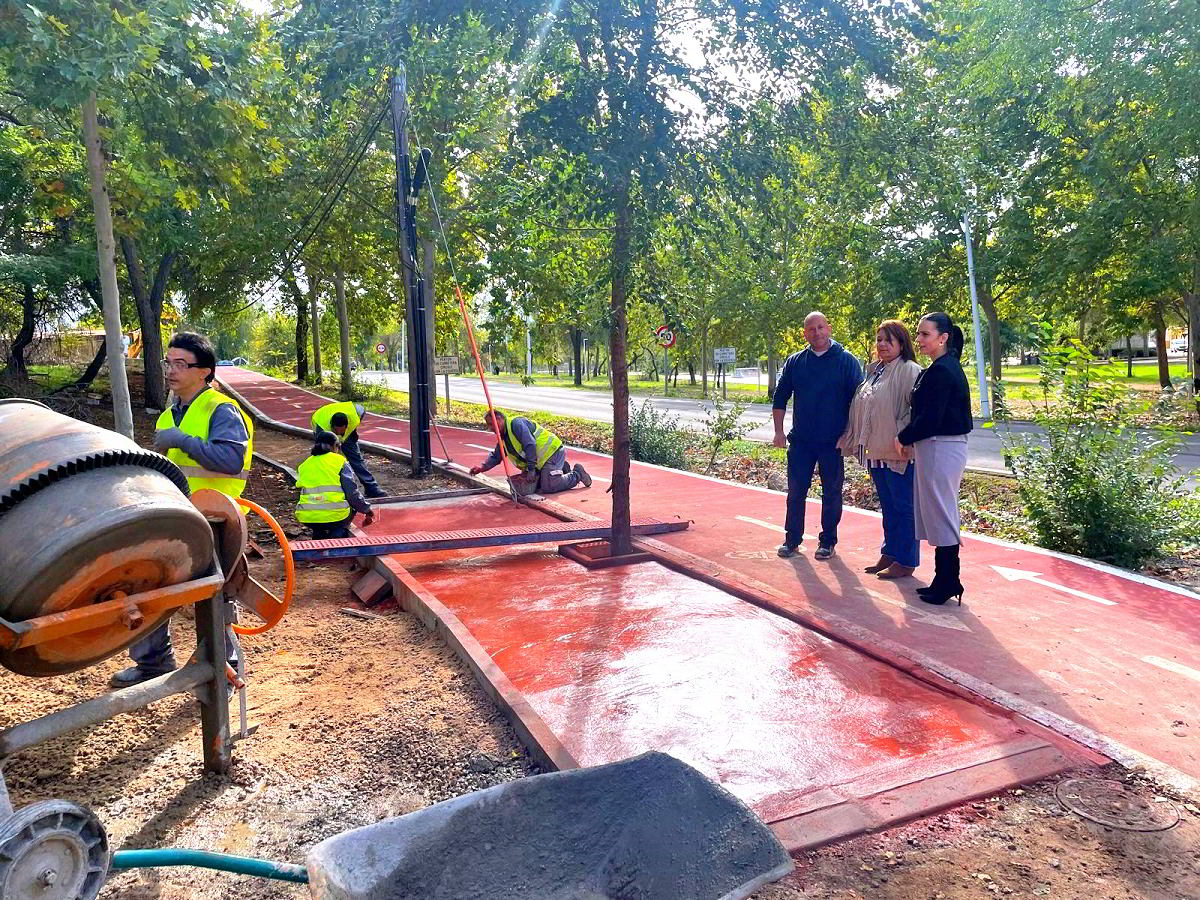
[22,364,79,393]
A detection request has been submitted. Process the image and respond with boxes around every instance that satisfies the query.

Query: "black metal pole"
[390,68,432,476]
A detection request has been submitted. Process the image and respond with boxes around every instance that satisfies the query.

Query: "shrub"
[1003,340,1192,568]
[629,399,691,469]
[701,396,751,474]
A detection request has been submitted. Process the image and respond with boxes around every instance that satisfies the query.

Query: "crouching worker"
[468,409,592,494]
[296,430,377,539]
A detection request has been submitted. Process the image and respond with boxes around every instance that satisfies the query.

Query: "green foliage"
[1004,341,1191,567]
[629,400,691,470]
[702,396,751,475]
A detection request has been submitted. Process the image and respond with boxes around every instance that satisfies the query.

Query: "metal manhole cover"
[1055,778,1180,831]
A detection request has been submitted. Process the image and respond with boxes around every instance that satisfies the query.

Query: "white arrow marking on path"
[991,565,1116,606]
[1142,656,1200,683]
[869,591,973,632]
[734,515,815,541]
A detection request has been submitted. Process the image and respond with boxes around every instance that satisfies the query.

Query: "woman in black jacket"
[896,312,973,604]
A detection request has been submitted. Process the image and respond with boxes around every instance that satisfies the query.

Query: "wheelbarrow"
[4,753,792,899]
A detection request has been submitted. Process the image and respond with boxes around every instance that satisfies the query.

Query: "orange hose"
[453,281,517,481]
[232,497,295,636]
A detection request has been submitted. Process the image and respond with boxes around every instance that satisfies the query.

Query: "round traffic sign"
[655,325,676,348]
[375,342,386,354]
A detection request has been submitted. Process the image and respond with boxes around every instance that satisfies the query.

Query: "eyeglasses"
[162,358,204,372]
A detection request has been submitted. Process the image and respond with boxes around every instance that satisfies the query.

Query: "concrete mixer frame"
[0,561,237,800]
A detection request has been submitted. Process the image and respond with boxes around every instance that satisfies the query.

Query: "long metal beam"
[290,518,689,560]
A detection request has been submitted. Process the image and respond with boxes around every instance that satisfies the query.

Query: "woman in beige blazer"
[838,320,923,578]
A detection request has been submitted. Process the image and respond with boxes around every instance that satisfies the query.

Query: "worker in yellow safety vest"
[310,400,386,498]
[296,430,377,538]
[111,332,252,688]
[469,409,593,495]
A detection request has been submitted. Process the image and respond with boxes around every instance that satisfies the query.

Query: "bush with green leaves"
[701,396,751,473]
[1003,341,1192,568]
[629,399,691,469]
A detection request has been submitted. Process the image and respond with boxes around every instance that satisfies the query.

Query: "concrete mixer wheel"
[0,800,108,900]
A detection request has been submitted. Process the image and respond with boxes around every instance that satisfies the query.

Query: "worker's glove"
[154,427,187,452]
[524,472,538,485]
[469,465,483,476]
[363,509,377,527]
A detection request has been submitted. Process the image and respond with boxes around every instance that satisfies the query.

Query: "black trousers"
[308,516,353,540]
[784,440,844,548]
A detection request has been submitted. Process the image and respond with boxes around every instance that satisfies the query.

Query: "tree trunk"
[687,359,695,385]
[65,280,107,389]
[69,340,108,390]
[120,236,174,411]
[284,271,309,382]
[767,343,778,398]
[572,327,583,386]
[3,283,35,377]
[309,273,323,384]
[977,282,1002,400]
[1126,336,1133,377]
[334,264,353,395]
[1187,253,1200,417]
[1153,306,1170,387]
[609,177,633,554]
[81,91,133,438]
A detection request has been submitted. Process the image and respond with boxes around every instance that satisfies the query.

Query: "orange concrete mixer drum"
[0,400,214,677]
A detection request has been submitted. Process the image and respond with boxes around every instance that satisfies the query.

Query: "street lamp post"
[961,209,991,419]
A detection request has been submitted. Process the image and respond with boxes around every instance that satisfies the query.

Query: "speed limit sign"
[654,324,676,348]
[375,342,386,354]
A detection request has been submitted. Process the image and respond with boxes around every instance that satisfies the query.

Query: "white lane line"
[466,443,493,451]
[1142,656,1200,683]
[734,516,815,541]
[991,566,1117,606]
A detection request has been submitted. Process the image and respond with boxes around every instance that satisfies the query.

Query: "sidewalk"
[220,367,1200,792]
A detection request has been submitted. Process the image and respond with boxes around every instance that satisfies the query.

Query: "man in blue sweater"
[771,312,863,560]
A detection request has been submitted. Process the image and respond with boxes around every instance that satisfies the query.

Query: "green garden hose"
[110,848,309,883]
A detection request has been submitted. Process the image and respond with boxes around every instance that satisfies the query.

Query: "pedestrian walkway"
[219,368,1200,792]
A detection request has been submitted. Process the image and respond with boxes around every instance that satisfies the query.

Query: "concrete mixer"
[0,399,293,900]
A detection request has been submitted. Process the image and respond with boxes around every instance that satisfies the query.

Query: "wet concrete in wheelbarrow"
[366,495,1099,851]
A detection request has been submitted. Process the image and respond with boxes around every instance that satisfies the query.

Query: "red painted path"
[220,368,1200,789]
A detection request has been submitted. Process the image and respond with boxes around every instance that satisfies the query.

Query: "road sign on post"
[655,326,675,395]
[375,342,387,355]
[434,356,459,414]
[714,348,736,399]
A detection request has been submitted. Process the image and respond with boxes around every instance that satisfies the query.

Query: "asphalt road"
[360,370,1200,481]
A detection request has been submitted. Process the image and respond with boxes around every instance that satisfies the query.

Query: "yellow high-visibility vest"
[156,388,253,498]
[311,401,362,436]
[295,452,352,523]
[503,417,562,471]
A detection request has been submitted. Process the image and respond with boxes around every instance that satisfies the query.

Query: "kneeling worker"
[296,430,377,539]
[468,409,592,494]
[310,400,387,499]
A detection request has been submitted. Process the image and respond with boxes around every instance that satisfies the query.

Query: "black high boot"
[919,544,964,606]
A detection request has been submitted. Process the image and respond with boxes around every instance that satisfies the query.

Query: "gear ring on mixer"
[0,800,109,900]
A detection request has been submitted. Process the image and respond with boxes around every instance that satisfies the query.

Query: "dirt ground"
[2,392,1198,898]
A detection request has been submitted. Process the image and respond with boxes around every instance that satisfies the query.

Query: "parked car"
[1170,338,1189,355]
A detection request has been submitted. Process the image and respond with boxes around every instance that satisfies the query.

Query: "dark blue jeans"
[340,431,381,494]
[869,464,919,568]
[785,440,844,548]
[130,613,237,674]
